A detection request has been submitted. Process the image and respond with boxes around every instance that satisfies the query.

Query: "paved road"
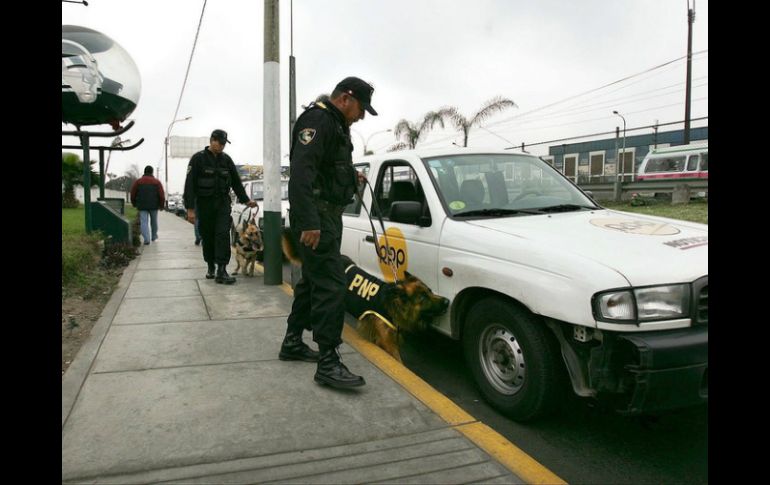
[280,261,707,484]
[399,331,708,485]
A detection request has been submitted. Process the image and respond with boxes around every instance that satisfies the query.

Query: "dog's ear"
[391,283,409,302]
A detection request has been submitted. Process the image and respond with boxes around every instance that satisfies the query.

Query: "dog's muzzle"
[422,297,450,318]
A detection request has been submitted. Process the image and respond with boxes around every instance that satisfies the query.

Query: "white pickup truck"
[340,148,708,421]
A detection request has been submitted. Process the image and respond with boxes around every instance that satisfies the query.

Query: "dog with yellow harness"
[282,226,449,361]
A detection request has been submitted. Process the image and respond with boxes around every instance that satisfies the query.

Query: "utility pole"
[683,0,695,144]
[289,0,296,139]
[263,0,282,285]
[653,120,659,148]
[612,110,626,181]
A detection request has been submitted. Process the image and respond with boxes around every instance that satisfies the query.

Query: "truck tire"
[463,297,563,421]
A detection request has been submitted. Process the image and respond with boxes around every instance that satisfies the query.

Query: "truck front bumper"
[614,325,708,415]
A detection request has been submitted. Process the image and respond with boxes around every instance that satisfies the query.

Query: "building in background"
[542,126,708,183]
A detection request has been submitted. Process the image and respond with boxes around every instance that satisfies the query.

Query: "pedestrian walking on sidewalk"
[183,129,257,284]
[130,165,165,245]
[279,76,378,389]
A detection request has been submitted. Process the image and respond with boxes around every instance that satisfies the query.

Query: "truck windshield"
[423,153,597,217]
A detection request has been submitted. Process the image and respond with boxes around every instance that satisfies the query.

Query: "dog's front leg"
[233,254,242,275]
[375,321,403,363]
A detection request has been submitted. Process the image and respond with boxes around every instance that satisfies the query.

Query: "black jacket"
[183,147,249,208]
[288,99,356,231]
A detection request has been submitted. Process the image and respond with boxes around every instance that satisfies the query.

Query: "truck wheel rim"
[479,324,525,395]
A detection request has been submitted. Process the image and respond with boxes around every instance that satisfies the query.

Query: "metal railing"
[576,178,708,201]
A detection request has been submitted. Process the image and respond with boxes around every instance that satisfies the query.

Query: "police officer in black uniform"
[183,129,256,284]
[279,76,377,389]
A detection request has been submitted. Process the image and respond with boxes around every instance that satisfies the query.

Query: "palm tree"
[390,111,446,151]
[61,152,98,208]
[438,96,517,147]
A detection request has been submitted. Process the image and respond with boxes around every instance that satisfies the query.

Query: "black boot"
[215,264,236,284]
[205,262,215,279]
[279,330,320,362]
[314,347,365,388]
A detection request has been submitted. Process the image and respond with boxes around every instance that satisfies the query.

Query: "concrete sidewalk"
[62,211,557,484]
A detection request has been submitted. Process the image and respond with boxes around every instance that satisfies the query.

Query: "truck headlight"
[635,285,689,320]
[597,291,635,320]
[594,284,690,323]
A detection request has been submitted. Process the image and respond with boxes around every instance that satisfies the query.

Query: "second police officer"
[278,76,377,389]
[183,129,257,284]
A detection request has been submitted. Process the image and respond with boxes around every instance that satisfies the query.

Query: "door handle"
[364,235,375,243]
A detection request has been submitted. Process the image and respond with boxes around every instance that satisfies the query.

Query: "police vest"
[344,263,396,331]
[292,101,356,206]
[195,150,232,197]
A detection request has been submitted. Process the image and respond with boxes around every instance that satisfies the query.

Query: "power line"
[169,0,208,134]
[491,81,708,129]
[414,52,709,151]
[484,49,708,129]
[503,116,708,151]
[474,97,708,142]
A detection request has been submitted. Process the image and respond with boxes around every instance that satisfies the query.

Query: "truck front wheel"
[463,298,564,421]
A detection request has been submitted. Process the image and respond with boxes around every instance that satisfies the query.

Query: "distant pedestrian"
[130,165,165,245]
[279,76,377,389]
[183,129,257,284]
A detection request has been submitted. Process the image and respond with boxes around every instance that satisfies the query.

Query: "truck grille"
[693,277,708,325]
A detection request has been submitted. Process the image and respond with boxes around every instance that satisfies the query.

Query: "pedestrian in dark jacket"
[279,76,376,389]
[130,165,165,245]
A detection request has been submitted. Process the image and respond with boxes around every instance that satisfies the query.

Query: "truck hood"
[465,209,708,286]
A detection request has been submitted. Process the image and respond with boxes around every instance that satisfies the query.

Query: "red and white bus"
[637,143,708,181]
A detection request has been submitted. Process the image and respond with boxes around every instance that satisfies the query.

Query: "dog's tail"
[281,227,302,266]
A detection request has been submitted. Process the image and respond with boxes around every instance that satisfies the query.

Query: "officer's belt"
[315,198,345,217]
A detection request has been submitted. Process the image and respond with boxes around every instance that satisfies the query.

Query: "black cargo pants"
[286,210,346,349]
[196,195,233,265]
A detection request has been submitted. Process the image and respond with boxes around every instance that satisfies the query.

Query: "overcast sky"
[62,0,708,194]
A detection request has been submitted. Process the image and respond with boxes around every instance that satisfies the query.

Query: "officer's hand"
[357,170,367,185]
[187,208,196,224]
[246,200,258,208]
[300,230,321,250]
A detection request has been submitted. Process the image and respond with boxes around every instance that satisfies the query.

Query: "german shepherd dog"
[281,229,450,362]
[231,217,264,277]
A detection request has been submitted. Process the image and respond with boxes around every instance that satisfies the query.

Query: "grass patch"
[62,204,139,297]
[598,199,708,224]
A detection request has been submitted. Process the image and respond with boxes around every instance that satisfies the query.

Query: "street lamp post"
[352,129,393,156]
[612,110,626,181]
[164,116,192,206]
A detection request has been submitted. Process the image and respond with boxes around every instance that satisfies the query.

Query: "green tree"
[438,96,517,147]
[389,111,446,152]
[61,152,98,208]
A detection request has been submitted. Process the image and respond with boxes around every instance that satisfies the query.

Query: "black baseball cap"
[211,129,231,144]
[335,76,378,116]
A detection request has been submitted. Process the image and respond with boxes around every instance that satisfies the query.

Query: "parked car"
[231,178,290,230]
[174,201,186,217]
[341,147,708,421]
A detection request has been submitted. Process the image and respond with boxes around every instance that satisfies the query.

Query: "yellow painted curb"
[267,263,566,484]
[341,325,475,425]
[455,422,567,485]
